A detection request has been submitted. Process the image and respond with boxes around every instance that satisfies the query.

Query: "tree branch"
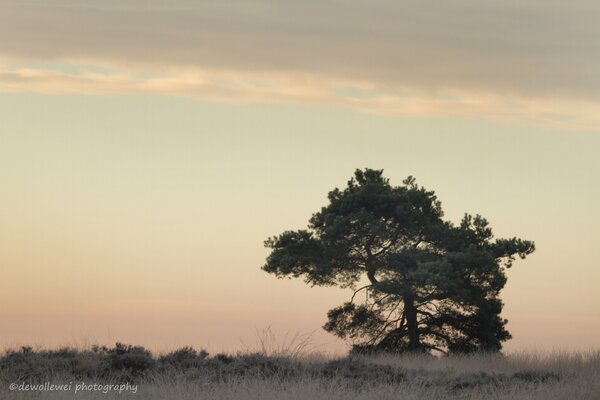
[350,285,372,303]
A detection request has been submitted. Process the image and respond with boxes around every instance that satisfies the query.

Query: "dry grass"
[1,345,598,400]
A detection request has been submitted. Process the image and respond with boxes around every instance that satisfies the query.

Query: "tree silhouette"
[262,169,535,354]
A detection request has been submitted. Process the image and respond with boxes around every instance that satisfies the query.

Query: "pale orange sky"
[1,1,599,353]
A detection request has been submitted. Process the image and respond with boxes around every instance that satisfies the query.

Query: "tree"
[262,169,535,354]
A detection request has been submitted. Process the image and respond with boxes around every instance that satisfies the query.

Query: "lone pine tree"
[262,169,534,354]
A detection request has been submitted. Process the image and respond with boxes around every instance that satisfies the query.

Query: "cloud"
[3,63,598,130]
[1,0,599,128]
[0,64,335,102]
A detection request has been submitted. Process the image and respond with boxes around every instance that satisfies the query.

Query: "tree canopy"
[262,169,535,354]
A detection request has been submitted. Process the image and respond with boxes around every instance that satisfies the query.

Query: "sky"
[1,0,599,354]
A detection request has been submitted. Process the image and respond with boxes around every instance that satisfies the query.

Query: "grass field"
[1,344,599,399]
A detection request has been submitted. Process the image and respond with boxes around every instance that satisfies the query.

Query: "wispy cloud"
[1,0,599,128]
[2,63,599,130]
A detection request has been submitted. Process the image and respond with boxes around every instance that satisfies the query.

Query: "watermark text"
[9,381,138,394]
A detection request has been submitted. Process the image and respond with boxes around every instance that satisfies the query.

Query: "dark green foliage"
[512,370,561,383]
[263,169,535,354]
[106,343,155,376]
[221,353,300,379]
[0,345,565,394]
[0,346,307,383]
[448,370,561,392]
[321,358,406,385]
[449,372,505,391]
[214,353,235,364]
[158,346,209,369]
[1,346,107,381]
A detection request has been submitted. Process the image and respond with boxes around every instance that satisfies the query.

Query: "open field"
[1,345,599,400]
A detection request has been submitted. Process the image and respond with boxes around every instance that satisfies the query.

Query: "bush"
[106,343,155,376]
[224,353,300,379]
[214,353,235,364]
[159,346,209,369]
[0,346,108,381]
[512,370,561,383]
[321,357,406,385]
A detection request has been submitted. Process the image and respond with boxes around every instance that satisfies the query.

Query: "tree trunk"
[403,294,422,351]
